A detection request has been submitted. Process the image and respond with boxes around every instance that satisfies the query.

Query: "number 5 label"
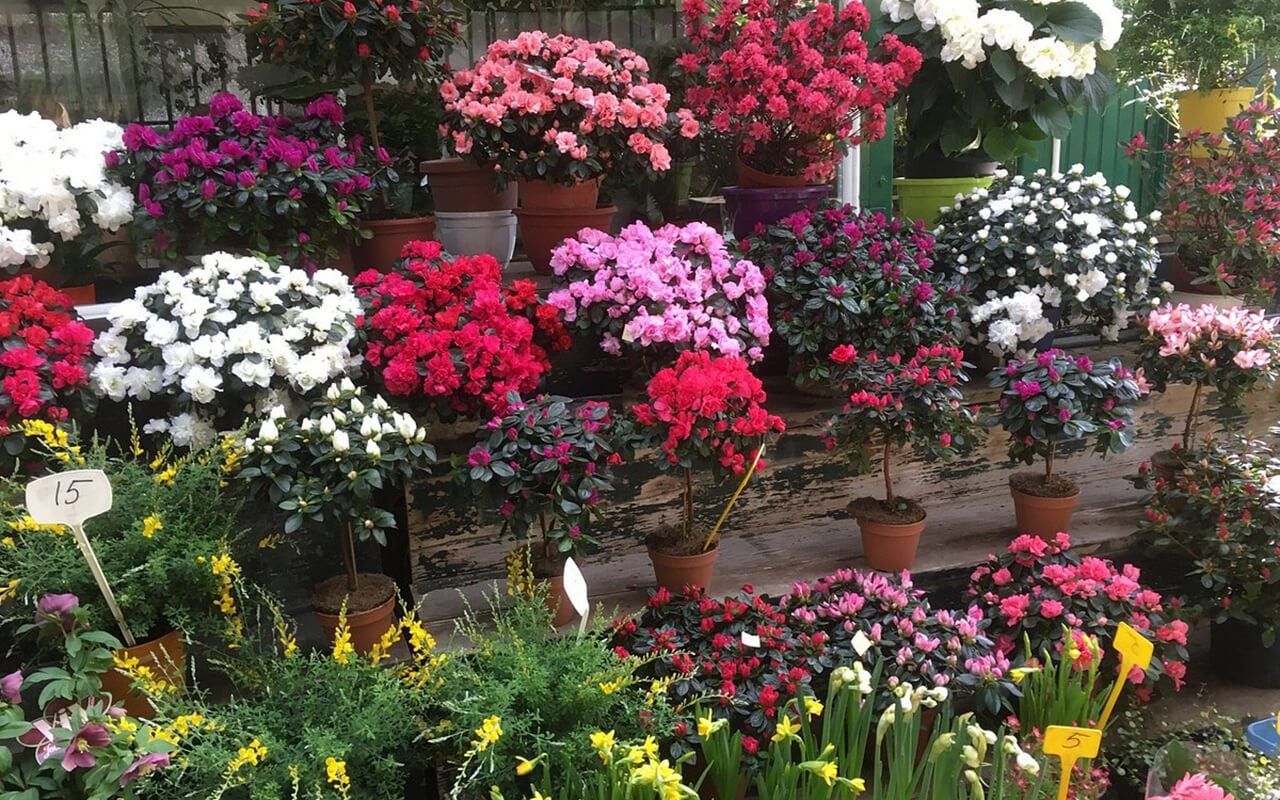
[26,470,113,528]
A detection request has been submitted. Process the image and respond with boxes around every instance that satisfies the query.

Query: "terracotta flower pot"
[518,176,602,210]
[1010,479,1080,538]
[856,514,925,572]
[515,205,617,275]
[99,629,186,719]
[59,284,96,305]
[647,545,720,592]
[421,157,518,212]
[736,154,810,188]
[545,575,577,627]
[355,216,437,273]
[312,573,398,655]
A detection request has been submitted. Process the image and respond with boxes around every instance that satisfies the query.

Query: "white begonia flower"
[331,429,350,453]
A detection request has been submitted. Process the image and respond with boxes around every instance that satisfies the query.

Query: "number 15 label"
[26,470,112,527]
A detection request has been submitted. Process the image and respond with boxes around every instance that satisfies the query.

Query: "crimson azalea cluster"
[0,275,94,427]
[969,533,1190,699]
[1144,102,1280,300]
[355,241,570,420]
[632,351,785,478]
[678,0,920,181]
[441,31,698,186]
[107,94,382,267]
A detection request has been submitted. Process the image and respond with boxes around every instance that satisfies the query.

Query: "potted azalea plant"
[354,241,571,424]
[0,110,134,301]
[460,393,630,625]
[1117,0,1279,132]
[1129,103,1280,298]
[821,343,980,571]
[1133,431,1280,689]
[934,166,1166,357]
[440,31,699,272]
[680,0,918,235]
[91,251,363,448]
[107,94,382,270]
[987,349,1144,537]
[548,220,772,374]
[738,202,963,391]
[877,0,1123,223]
[0,426,243,717]
[242,0,461,268]
[0,275,95,467]
[238,379,436,652]
[1136,303,1280,477]
[629,350,785,590]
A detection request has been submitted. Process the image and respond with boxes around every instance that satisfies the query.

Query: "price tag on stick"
[1043,726,1102,800]
[562,557,590,636]
[26,470,133,646]
[1098,621,1155,729]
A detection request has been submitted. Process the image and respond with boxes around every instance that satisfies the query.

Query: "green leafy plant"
[432,585,677,800]
[1014,629,1111,735]
[459,393,630,571]
[0,425,244,643]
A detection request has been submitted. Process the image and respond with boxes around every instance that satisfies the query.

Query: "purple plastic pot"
[722,184,832,240]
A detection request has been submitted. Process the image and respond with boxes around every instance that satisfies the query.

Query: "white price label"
[26,470,113,527]
[851,630,873,657]
[562,557,589,618]
[741,631,761,648]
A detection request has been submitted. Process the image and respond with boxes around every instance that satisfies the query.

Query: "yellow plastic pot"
[894,176,995,227]
[1177,87,1257,155]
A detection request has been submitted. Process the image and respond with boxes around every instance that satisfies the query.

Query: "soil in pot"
[1009,473,1080,538]
[312,572,398,654]
[850,496,926,572]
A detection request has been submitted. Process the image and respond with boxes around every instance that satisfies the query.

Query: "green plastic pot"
[894,176,994,227]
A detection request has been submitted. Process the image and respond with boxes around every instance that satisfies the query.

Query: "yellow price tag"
[1098,622,1155,729]
[1043,726,1102,800]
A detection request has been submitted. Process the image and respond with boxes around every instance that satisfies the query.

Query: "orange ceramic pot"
[313,585,398,655]
[545,575,577,627]
[355,216,437,272]
[1010,486,1080,538]
[99,629,186,719]
[518,176,602,210]
[736,155,810,188]
[515,205,617,274]
[421,158,518,212]
[856,515,925,572]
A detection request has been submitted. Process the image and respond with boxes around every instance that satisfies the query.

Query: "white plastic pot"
[435,210,518,268]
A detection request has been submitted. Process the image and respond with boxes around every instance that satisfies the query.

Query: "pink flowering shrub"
[1150,773,1235,800]
[548,221,771,367]
[1137,303,1280,451]
[970,533,1190,699]
[678,0,920,181]
[440,31,698,186]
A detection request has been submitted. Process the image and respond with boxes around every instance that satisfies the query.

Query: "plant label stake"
[1098,621,1154,729]
[26,469,134,646]
[1044,726,1102,800]
[703,444,766,553]
[741,631,760,648]
[562,557,590,636]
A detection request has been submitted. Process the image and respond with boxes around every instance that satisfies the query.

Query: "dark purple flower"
[62,723,111,771]
[1,669,21,704]
[35,593,79,631]
[120,752,170,786]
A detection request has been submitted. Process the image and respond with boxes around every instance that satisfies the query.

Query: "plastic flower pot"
[722,185,831,239]
[355,216,436,272]
[312,573,398,655]
[1009,474,1080,538]
[894,176,994,227]
[515,205,617,275]
[1210,618,1280,689]
[545,575,577,627]
[434,210,517,268]
[647,545,720,592]
[1247,718,1280,756]
[421,158,518,212]
[1177,87,1257,155]
[518,176,602,210]
[98,629,186,719]
[735,155,811,188]
[856,515,925,572]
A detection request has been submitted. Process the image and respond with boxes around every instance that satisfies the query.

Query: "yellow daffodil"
[1009,667,1039,684]
[697,712,715,739]
[589,729,615,762]
[515,756,538,776]
[771,714,800,743]
[804,696,824,719]
[531,791,551,800]
[815,761,838,786]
